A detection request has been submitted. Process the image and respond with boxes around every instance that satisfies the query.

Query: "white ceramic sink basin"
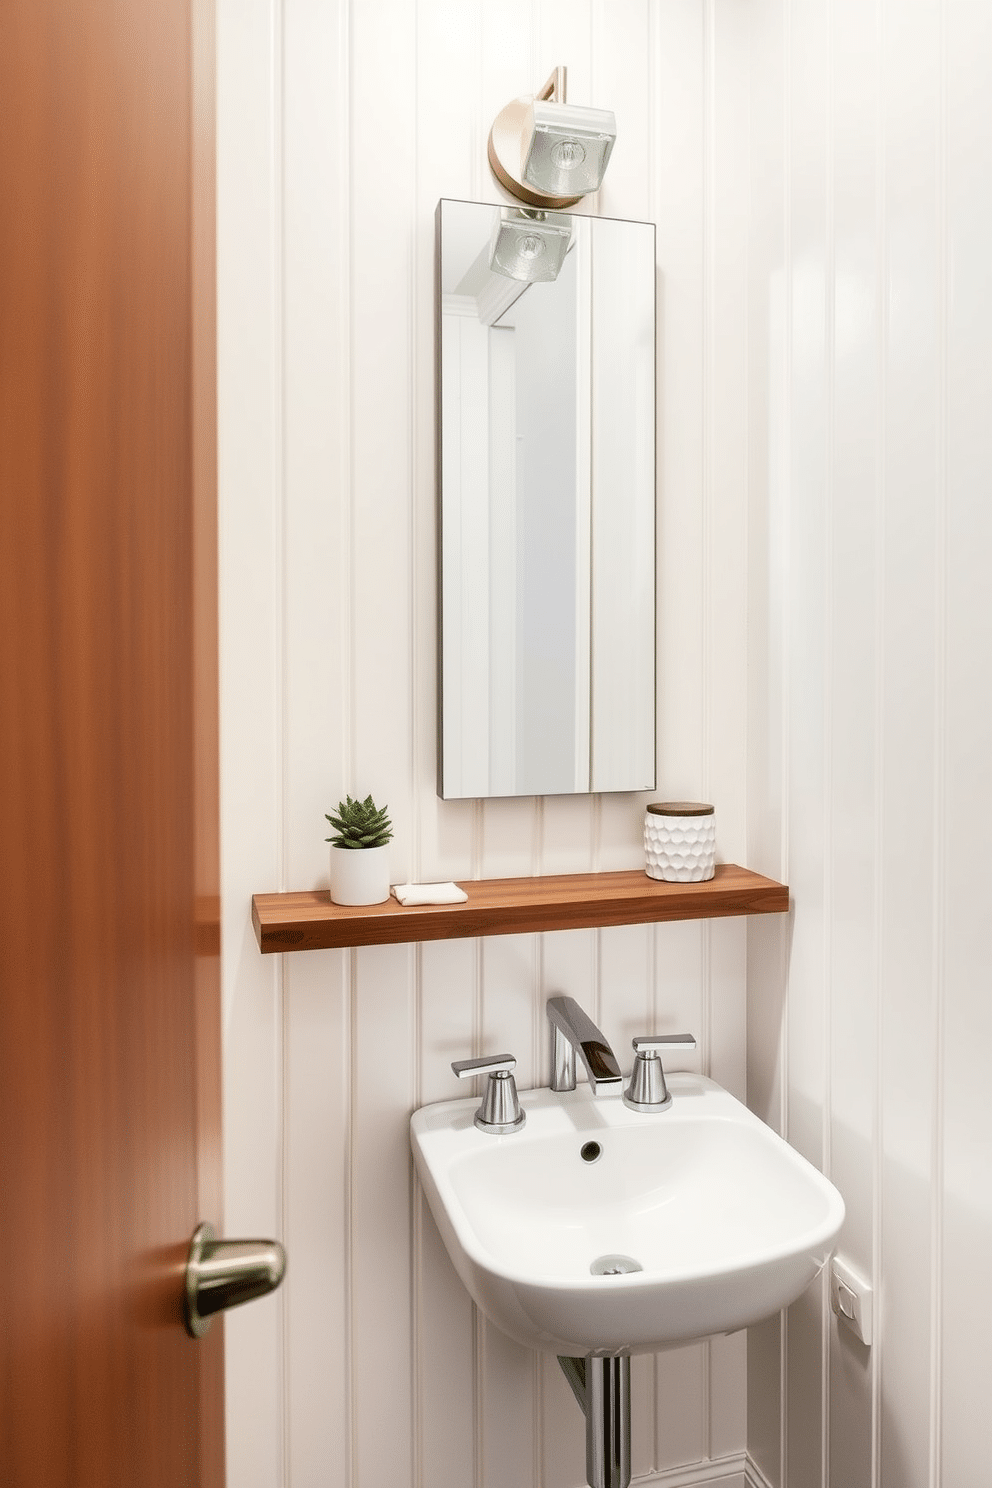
[410,1074,844,1357]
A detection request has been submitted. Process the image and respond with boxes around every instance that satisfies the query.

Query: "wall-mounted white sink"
[410,1074,844,1358]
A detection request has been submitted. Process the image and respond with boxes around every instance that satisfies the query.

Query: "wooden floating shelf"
[251,863,789,955]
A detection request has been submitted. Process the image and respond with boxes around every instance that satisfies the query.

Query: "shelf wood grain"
[251,863,788,954]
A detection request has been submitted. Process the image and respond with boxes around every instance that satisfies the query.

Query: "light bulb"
[550,139,586,172]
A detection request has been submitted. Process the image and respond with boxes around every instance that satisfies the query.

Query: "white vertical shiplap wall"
[217,1,757,1485]
[746,0,992,1485]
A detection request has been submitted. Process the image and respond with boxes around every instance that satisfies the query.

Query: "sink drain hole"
[580,1141,602,1164]
[590,1253,643,1277]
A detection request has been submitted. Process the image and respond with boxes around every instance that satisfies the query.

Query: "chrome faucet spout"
[547,994,623,1094]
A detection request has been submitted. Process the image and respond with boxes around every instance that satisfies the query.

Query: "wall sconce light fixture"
[488,66,616,210]
[489,207,573,283]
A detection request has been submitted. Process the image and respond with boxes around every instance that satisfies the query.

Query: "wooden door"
[0,0,223,1483]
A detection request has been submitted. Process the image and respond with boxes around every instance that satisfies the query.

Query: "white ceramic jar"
[644,802,716,883]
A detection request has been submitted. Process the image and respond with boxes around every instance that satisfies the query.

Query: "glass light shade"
[488,210,572,283]
[521,100,616,198]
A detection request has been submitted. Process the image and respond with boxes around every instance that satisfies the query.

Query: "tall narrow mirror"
[437,198,656,799]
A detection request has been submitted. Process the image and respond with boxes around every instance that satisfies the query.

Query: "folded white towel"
[391,881,468,906]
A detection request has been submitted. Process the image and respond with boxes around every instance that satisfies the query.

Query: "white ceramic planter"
[329,843,391,906]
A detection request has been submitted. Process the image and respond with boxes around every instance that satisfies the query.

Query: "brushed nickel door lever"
[184,1222,286,1338]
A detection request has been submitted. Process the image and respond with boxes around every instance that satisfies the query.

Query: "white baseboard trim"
[629,1452,774,1488]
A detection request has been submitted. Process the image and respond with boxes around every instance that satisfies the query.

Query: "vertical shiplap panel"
[595,0,658,865]
[537,926,601,1488]
[704,0,752,1453]
[350,945,418,1488]
[709,921,746,1098]
[417,1205,478,1487]
[540,932,598,1085]
[747,1316,783,1488]
[417,933,482,1488]
[652,922,707,1070]
[481,798,542,880]
[536,0,599,296]
[628,1352,658,1479]
[412,877,484,1448]
[600,923,655,1064]
[535,0,594,133]
[709,920,748,1463]
[479,0,535,203]
[784,0,830,1166]
[823,0,881,1482]
[414,0,482,884]
[709,1332,747,1465]
[476,0,543,904]
[532,0,600,876]
[417,940,482,1110]
[708,908,746,1132]
[652,917,708,1470]
[279,0,355,1480]
[598,922,656,1478]
[650,2,713,1462]
[745,0,788,893]
[349,0,417,819]
[707,0,751,866]
[655,1345,708,1471]
[654,0,707,805]
[348,0,420,1475]
[593,0,652,224]
[216,0,287,1481]
[475,803,540,1487]
[540,795,598,874]
[480,933,541,1087]
[478,929,540,1486]
[411,7,487,1475]
[938,1,992,1480]
[877,1,942,1483]
[745,70,790,1488]
[744,0,790,1468]
[784,0,832,1477]
[282,0,351,894]
[221,952,285,1488]
[283,957,352,1486]
[539,1353,587,1488]
[480,1321,538,1488]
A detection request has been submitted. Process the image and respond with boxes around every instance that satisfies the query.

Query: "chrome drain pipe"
[557,1355,631,1488]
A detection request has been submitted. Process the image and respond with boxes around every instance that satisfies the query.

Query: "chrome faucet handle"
[631,1034,697,1054]
[452,1053,516,1078]
[623,1034,696,1113]
[452,1054,526,1134]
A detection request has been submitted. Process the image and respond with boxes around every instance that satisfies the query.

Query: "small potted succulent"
[325,793,393,906]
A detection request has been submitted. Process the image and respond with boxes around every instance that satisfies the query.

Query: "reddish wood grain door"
[0,1,224,1484]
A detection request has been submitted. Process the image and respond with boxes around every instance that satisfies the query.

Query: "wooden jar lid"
[645,801,714,816]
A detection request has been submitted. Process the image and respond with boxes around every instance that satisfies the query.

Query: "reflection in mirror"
[437,198,656,800]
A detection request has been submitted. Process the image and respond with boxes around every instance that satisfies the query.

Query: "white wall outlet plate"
[830,1256,873,1346]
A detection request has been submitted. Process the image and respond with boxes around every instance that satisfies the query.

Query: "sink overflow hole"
[590,1254,643,1277]
[580,1142,602,1164]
